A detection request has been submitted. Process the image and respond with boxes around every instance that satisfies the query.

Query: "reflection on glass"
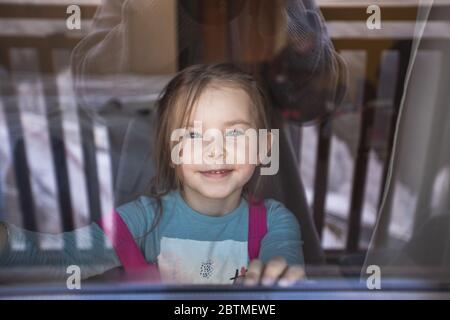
[0,0,449,299]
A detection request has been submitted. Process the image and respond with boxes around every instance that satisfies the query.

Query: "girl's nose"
[204,139,227,162]
[205,144,225,159]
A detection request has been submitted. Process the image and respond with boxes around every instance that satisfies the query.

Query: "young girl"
[0,64,304,286]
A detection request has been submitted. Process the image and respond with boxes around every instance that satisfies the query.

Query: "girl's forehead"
[188,86,254,125]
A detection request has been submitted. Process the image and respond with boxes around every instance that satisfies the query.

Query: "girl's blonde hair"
[146,63,272,230]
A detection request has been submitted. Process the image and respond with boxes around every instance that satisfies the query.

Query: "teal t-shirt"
[0,190,304,284]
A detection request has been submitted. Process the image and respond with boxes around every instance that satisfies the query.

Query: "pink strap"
[96,209,160,281]
[248,196,268,261]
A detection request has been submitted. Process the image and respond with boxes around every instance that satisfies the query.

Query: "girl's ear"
[257,131,272,166]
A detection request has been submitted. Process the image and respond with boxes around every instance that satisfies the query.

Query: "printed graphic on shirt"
[157,237,248,284]
[199,261,214,279]
[229,266,248,284]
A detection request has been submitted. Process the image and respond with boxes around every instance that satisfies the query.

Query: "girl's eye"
[188,131,202,139]
[226,128,245,137]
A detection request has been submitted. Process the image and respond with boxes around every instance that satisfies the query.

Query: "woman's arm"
[0,197,156,283]
[0,222,121,283]
[71,0,177,110]
[70,0,129,110]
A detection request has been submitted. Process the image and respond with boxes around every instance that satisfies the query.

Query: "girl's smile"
[199,168,234,179]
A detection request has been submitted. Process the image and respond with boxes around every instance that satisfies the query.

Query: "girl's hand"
[240,257,305,287]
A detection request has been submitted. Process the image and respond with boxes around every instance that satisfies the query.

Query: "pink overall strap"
[248,196,267,261]
[96,209,159,280]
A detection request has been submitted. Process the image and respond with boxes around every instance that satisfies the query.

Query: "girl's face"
[177,86,258,200]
